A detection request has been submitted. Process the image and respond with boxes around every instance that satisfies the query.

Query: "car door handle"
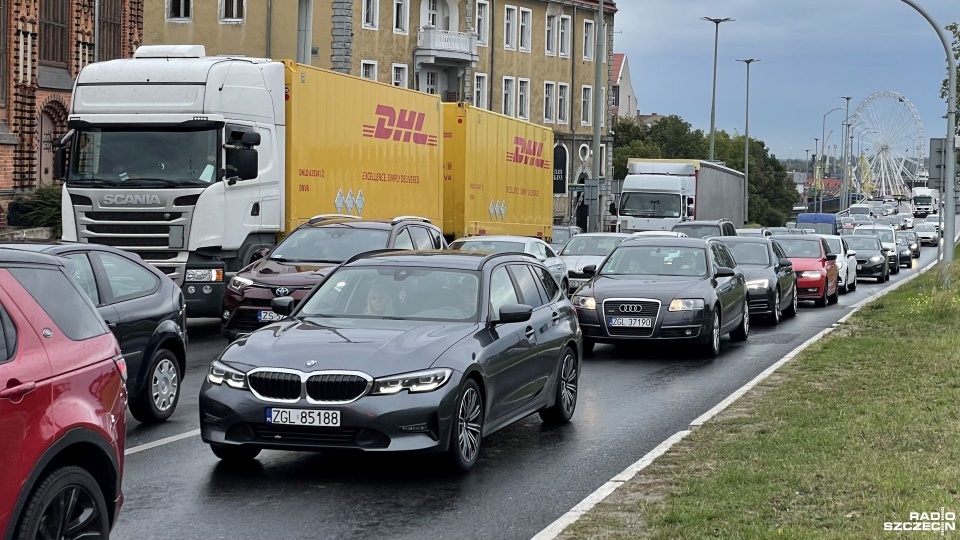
[551,312,561,323]
[105,321,117,328]
[525,326,535,339]
[0,382,37,400]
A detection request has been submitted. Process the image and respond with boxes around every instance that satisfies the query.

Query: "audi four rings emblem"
[619,304,645,313]
[274,287,290,297]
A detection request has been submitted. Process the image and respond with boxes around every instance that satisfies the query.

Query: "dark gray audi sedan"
[200,250,582,471]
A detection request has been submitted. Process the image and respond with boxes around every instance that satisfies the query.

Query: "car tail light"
[113,355,128,382]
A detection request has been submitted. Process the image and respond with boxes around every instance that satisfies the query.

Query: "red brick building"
[0,0,143,209]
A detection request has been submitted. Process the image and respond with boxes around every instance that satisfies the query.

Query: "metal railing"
[417,27,478,56]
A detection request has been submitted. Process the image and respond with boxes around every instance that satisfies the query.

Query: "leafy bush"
[13,185,62,235]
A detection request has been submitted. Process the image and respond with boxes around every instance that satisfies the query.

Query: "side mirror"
[609,202,617,215]
[847,250,857,257]
[778,257,793,268]
[535,253,547,262]
[251,248,270,262]
[241,131,262,146]
[494,304,533,325]
[582,265,597,276]
[687,204,695,216]
[825,253,838,261]
[235,148,259,181]
[715,266,735,278]
[271,296,295,316]
[53,146,69,180]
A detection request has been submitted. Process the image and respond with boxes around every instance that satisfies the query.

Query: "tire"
[892,264,900,275]
[14,466,110,540]
[129,348,182,424]
[730,306,749,342]
[848,275,857,291]
[828,280,839,305]
[703,309,721,357]
[539,347,579,425]
[448,378,484,472]
[582,338,595,355]
[814,282,828,308]
[784,284,799,317]
[769,289,781,325]
[561,279,570,296]
[210,443,261,462]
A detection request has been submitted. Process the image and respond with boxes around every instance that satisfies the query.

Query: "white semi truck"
[613,159,746,232]
[911,187,938,217]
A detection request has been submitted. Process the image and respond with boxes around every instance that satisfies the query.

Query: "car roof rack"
[392,215,432,225]
[342,248,407,266]
[477,251,537,266]
[308,214,361,224]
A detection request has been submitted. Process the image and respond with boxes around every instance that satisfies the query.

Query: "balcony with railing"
[415,27,479,67]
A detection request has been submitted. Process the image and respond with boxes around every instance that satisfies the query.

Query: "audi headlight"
[228,275,253,292]
[572,295,596,310]
[910,243,918,249]
[186,268,224,282]
[746,279,769,290]
[370,368,453,395]
[900,249,911,256]
[869,255,883,263]
[800,270,824,279]
[207,360,247,389]
[669,298,705,311]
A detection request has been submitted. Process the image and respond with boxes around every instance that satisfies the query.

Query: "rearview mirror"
[825,253,838,261]
[271,296,295,316]
[582,265,597,276]
[715,266,735,278]
[778,257,793,268]
[494,304,533,325]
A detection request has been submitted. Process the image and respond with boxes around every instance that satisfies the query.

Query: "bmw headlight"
[186,268,224,282]
[228,275,253,292]
[800,270,824,279]
[869,255,883,263]
[746,278,769,290]
[669,298,705,311]
[572,295,596,310]
[370,368,453,395]
[207,360,248,389]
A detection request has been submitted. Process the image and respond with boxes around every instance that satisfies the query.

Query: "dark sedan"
[843,235,889,282]
[896,231,921,259]
[719,237,797,325]
[572,237,749,357]
[200,251,581,472]
[0,242,187,423]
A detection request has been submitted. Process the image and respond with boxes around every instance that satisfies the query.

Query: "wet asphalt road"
[114,240,943,540]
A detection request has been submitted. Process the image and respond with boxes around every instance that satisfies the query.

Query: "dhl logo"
[506,137,551,169]
[362,105,438,147]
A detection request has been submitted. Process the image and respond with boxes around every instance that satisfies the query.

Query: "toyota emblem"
[619,304,644,313]
[305,360,318,367]
[274,287,290,297]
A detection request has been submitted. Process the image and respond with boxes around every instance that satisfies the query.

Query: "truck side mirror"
[53,146,69,181]
[609,202,617,215]
[687,204,695,216]
[234,148,259,181]
[241,131,261,146]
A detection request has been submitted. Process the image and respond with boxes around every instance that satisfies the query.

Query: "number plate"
[266,408,340,427]
[857,265,862,270]
[608,317,653,328]
[258,310,287,322]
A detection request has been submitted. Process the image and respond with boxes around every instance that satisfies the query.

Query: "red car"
[0,248,126,538]
[770,235,839,307]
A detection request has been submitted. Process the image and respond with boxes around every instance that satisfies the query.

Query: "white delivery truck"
[911,187,938,217]
[613,159,746,232]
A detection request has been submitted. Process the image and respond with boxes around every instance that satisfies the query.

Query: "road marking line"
[529,430,691,540]
[125,429,201,456]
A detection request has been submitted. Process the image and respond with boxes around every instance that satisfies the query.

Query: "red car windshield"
[776,239,822,259]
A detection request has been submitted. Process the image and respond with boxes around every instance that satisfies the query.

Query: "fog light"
[223,310,230,319]
[187,286,196,294]
[399,423,429,432]
[203,285,213,294]
[685,329,693,336]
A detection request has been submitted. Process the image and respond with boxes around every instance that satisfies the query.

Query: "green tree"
[646,116,708,159]
[942,23,959,134]
[613,140,661,180]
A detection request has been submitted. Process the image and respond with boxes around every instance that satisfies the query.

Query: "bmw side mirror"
[494,304,533,325]
[582,265,597,276]
[715,267,735,278]
[271,297,295,316]
[825,253,838,261]
[778,257,793,268]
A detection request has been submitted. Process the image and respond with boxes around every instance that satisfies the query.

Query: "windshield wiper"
[69,178,122,187]
[126,177,203,188]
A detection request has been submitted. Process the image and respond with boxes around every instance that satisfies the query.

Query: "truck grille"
[86,224,173,235]
[84,211,183,222]
[306,374,371,403]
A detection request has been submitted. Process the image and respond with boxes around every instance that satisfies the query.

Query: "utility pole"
[821,107,842,213]
[702,17,733,161]
[94,0,101,62]
[737,59,759,224]
[813,137,820,211]
[840,96,852,212]
[589,1,605,232]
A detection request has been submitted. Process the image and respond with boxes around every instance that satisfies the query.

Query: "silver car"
[449,235,569,291]
[559,233,634,294]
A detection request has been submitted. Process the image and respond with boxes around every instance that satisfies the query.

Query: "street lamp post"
[813,137,820,211]
[737,58,759,224]
[821,107,843,212]
[702,17,734,161]
[840,97,852,211]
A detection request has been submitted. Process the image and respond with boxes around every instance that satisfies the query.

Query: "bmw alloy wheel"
[152,358,179,412]
[458,387,483,464]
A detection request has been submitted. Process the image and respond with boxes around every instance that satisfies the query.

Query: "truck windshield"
[68,127,219,187]
[618,193,682,218]
[914,196,932,205]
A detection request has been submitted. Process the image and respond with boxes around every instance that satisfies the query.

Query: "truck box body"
[284,61,444,232]
[617,159,745,232]
[441,102,553,240]
[911,187,937,217]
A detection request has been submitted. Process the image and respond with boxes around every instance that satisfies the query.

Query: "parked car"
[900,215,914,229]
[571,236,749,357]
[0,248,125,539]
[819,235,858,293]
[923,214,943,235]
[550,225,582,252]
[853,225,900,274]
[770,235,840,307]
[843,235,890,282]
[222,216,447,340]
[896,231,921,258]
[719,237,797,324]
[449,235,568,292]
[630,231,689,238]
[914,223,939,246]
[558,233,634,295]
[670,219,738,239]
[767,227,792,235]
[200,251,581,472]
[0,242,187,423]
[735,228,772,237]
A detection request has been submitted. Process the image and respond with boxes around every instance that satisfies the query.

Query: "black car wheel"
[210,443,261,463]
[784,284,798,317]
[703,310,721,357]
[770,289,781,325]
[730,307,749,342]
[539,347,579,425]
[129,348,181,424]
[582,338,595,355]
[14,466,110,540]
[814,283,828,307]
[848,275,857,291]
[449,378,484,472]
[827,279,839,305]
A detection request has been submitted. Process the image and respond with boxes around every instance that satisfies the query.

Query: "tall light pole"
[840,97,852,211]
[813,137,820,210]
[737,58,758,224]
[702,17,734,161]
[821,107,843,212]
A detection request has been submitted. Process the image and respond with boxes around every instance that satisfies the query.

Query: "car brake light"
[113,355,128,382]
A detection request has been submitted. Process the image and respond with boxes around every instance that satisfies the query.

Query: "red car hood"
[788,257,825,272]
[238,258,339,286]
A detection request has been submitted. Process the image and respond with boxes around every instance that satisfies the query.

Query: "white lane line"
[125,429,201,456]
[530,430,691,540]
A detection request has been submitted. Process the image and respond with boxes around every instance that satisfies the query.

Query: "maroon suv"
[0,248,126,538]
[222,216,446,339]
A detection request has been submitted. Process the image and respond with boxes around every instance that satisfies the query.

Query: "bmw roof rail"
[309,214,361,224]
[391,215,432,225]
[342,248,408,266]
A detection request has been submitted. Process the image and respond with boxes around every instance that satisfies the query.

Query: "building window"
[518,78,530,120]
[392,64,408,87]
[601,88,606,127]
[221,0,245,21]
[393,0,408,33]
[519,8,532,52]
[545,15,557,56]
[362,60,378,81]
[476,1,489,46]
[0,0,7,101]
[581,85,593,126]
[168,0,192,19]
[98,0,123,61]
[583,20,595,61]
[504,6,517,50]
[363,0,379,29]
[544,82,556,123]
[600,145,606,176]
[613,86,620,108]
[424,71,438,94]
[557,83,569,124]
[40,0,69,66]
[502,77,516,117]
[426,0,438,27]
[475,73,488,109]
[559,16,571,57]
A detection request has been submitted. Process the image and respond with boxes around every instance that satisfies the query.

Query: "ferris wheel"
[851,91,925,197]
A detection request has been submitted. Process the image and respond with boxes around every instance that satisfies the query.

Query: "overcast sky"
[613,0,957,161]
